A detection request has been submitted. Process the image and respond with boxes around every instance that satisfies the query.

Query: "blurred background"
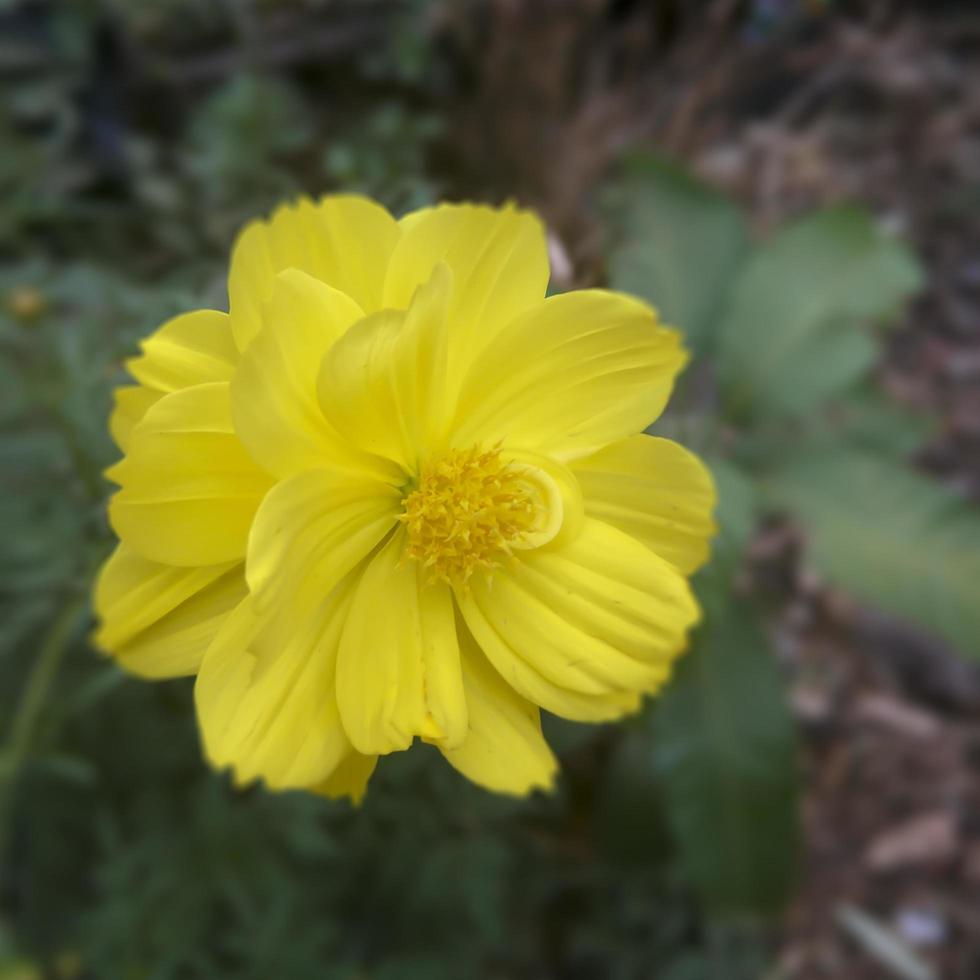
[1,1,979,978]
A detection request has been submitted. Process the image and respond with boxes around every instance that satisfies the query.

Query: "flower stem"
[0,594,87,861]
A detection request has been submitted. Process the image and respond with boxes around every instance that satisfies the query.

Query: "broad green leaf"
[654,572,799,914]
[704,454,758,571]
[732,386,936,469]
[832,387,937,457]
[604,154,748,353]
[716,207,922,420]
[765,448,980,658]
[766,323,878,418]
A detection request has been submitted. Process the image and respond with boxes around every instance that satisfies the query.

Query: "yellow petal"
[459,590,640,723]
[336,529,468,755]
[573,435,717,573]
[93,543,236,651]
[440,623,557,795]
[312,752,379,804]
[192,599,260,770]
[125,310,237,392]
[317,264,453,471]
[452,290,687,460]
[245,467,400,622]
[115,574,245,680]
[93,543,244,678]
[195,581,357,790]
[110,310,239,452]
[109,385,164,452]
[385,203,549,383]
[228,194,399,350]
[108,383,273,566]
[457,518,699,722]
[230,269,397,480]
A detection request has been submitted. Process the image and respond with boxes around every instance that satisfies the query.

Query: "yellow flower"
[94,195,716,801]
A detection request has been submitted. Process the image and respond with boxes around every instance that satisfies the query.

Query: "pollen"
[400,447,542,587]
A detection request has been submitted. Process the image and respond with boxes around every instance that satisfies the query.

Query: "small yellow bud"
[8,286,46,322]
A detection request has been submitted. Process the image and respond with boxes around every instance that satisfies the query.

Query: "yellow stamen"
[400,447,548,587]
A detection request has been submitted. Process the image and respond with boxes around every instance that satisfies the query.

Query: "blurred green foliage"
[604,152,980,922]
[1,2,968,978]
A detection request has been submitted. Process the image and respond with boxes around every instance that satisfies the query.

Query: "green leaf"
[654,573,799,914]
[731,385,936,471]
[764,448,980,658]
[604,154,749,353]
[704,454,758,571]
[831,387,937,457]
[595,729,672,867]
[716,207,922,420]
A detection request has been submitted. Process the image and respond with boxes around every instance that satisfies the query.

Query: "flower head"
[95,195,716,801]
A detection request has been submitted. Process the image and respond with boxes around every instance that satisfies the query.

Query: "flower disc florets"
[401,447,538,587]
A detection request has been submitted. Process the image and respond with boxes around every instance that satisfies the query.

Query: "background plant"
[603,153,980,916]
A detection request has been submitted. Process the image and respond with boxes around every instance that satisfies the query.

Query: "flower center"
[400,447,562,587]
